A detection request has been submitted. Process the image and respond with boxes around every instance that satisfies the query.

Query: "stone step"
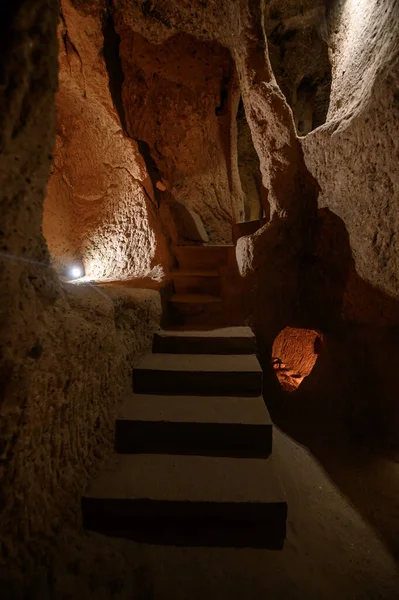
[167,293,224,328]
[153,327,256,354]
[115,394,272,456]
[172,269,221,295]
[174,245,233,270]
[82,453,287,547]
[169,293,221,305]
[133,353,263,396]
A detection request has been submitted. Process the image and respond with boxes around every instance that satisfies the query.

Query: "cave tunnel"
[1,0,399,597]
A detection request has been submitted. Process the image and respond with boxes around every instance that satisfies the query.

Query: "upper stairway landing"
[168,245,236,328]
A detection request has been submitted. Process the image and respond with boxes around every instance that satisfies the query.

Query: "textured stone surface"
[0,0,162,585]
[0,278,161,577]
[294,0,399,447]
[302,0,399,300]
[113,0,316,229]
[264,0,331,135]
[236,101,269,221]
[2,0,399,594]
[272,326,322,392]
[166,200,209,245]
[116,28,238,242]
[233,37,318,219]
[43,0,171,281]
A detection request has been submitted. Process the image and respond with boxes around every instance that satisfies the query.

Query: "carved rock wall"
[234,0,399,449]
[302,0,399,300]
[113,0,314,229]
[116,27,240,242]
[43,0,172,281]
[264,0,331,135]
[296,0,399,445]
[0,0,162,585]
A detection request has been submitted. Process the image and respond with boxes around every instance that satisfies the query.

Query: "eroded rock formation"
[302,0,399,300]
[297,0,399,444]
[264,0,332,135]
[0,0,162,588]
[116,29,239,242]
[43,0,172,281]
[1,0,399,594]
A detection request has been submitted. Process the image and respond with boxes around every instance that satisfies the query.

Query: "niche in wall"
[272,327,323,392]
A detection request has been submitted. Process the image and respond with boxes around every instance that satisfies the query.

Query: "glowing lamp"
[69,265,84,280]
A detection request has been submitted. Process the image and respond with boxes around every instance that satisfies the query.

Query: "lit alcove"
[272,327,323,392]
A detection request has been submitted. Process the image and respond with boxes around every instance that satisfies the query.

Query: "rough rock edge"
[0,0,161,582]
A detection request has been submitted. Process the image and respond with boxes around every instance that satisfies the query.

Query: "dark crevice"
[102,5,162,207]
[60,9,84,74]
[215,76,230,116]
[136,139,161,205]
[295,71,332,135]
[265,10,332,136]
[102,3,127,132]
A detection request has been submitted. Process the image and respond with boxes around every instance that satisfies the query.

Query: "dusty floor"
[20,426,399,600]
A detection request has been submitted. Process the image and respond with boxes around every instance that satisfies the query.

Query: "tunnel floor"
[43,426,399,600]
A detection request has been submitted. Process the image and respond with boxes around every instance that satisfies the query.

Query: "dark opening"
[102,8,127,132]
[294,73,332,136]
[265,9,332,136]
[236,98,270,223]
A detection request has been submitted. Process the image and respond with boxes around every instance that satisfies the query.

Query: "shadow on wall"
[267,208,399,563]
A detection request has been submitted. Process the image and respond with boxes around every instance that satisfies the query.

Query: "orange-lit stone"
[272,327,323,392]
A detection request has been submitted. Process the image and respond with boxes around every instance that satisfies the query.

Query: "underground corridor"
[1,0,399,598]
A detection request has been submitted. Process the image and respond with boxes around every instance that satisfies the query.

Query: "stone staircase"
[167,245,233,328]
[82,326,287,548]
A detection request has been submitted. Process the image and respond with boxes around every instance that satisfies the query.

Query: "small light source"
[69,265,84,280]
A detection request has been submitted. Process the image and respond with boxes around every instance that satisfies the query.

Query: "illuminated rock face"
[40,0,399,296]
[43,0,247,271]
[1,0,399,591]
[302,0,399,301]
[296,0,399,444]
[43,0,171,281]
[117,30,240,242]
[236,100,269,222]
